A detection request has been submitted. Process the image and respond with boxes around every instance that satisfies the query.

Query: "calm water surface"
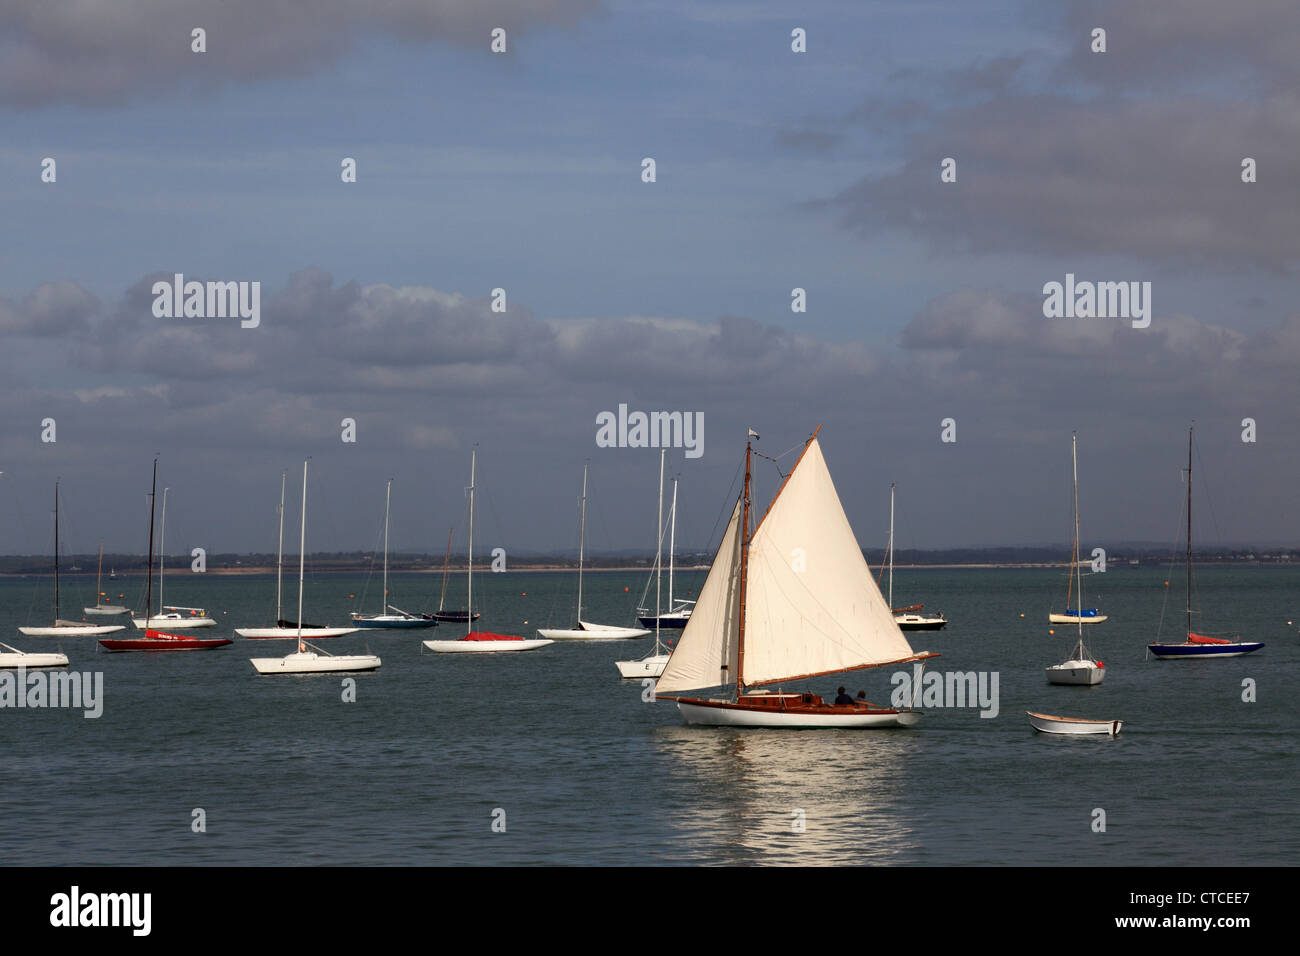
[1,566,1296,865]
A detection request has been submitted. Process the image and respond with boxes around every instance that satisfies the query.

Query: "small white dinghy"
[250,462,381,676]
[0,640,69,669]
[616,451,674,676]
[1027,711,1122,736]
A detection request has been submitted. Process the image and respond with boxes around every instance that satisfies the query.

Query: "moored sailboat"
[83,543,129,616]
[430,528,480,623]
[1147,425,1263,660]
[539,463,650,641]
[350,479,437,630]
[654,428,938,727]
[1045,434,1106,685]
[249,461,380,674]
[128,486,216,630]
[636,470,693,629]
[235,471,359,639]
[617,451,675,677]
[0,640,69,669]
[424,450,552,653]
[100,460,231,652]
[884,484,947,631]
[18,483,125,638]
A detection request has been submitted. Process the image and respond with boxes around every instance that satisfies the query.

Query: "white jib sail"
[653,498,743,696]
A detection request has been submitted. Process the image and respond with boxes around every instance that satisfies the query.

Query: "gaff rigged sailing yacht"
[128,486,216,630]
[1045,435,1106,685]
[424,450,553,653]
[539,464,650,641]
[100,461,231,652]
[250,462,381,674]
[350,479,437,630]
[617,450,675,677]
[883,484,947,631]
[84,542,129,616]
[18,483,125,638]
[654,428,938,727]
[236,471,359,639]
[1147,425,1264,660]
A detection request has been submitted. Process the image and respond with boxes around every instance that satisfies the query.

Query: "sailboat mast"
[577,463,587,619]
[888,482,895,609]
[159,487,168,614]
[96,541,103,609]
[276,470,286,622]
[669,476,677,610]
[1073,433,1084,654]
[382,478,392,612]
[1186,424,1193,637]
[297,460,308,648]
[439,527,452,612]
[53,481,60,620]
[467,449,475,637]
[145,459,157,629]
[735,436,753,695]
[655,450,664,646]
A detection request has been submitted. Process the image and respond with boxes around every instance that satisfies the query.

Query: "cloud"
[0,0,601,106]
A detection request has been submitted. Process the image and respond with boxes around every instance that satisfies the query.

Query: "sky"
[1,0,1298,557]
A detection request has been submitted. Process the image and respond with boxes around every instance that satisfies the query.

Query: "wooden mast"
[735,435,753,697]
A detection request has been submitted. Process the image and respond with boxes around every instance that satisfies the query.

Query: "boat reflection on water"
[648,725,918,865]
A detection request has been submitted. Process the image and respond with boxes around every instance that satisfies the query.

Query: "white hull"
[616,654,670,678]
[423,638,553,653]
[538,620,650,641]
[18,624,125,637]
[133,615,215,629]
[0,651,70,668]
[83,605,129,616]
[676,700,921,728]
[235,626,360,639]
[1027,711,1121,736]
[1049,613,1107,624]
[250,651,381,674]
[1045,660,1106,685]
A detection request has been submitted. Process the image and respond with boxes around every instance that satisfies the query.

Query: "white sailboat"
[350,479,437,629]
[1045,434,1106,685]
[617,450,674,677]
[129,487,216,629]
[424,449,553,653]
[0,640,69,669]
[250,461,381,675]
[539,464,650,641]
[654,427,938,727]
[636,468,693,629]
[237,471,360,639]
[18,482,125,637]
[884,484,947,631]
[83,542,129,615]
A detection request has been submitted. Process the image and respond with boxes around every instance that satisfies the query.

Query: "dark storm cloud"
[0,281,99,336]
[829,93,1300,270]
[0,0,601,106]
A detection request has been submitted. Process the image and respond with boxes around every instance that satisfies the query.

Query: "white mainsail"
[653,499,743,695]
[656,436,918,695]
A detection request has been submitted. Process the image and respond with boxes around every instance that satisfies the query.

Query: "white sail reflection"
[649,725,919,864]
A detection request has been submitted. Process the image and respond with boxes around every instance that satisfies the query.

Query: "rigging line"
[1155,471,1188,643]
